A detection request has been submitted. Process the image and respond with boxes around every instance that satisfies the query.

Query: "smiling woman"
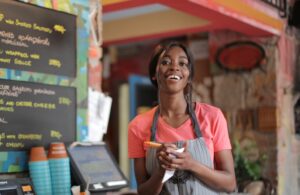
[128,41,236,195]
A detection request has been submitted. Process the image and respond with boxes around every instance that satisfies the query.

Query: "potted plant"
[233,138,269,193]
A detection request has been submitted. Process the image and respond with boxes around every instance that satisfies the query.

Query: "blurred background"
[1,0,300,194]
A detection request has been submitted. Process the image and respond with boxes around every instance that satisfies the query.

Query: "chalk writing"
[51,130,62,139]
[16,101,32,107]
[1,38,28,47]
[0,30,14,39]
[33,102,56,109]
[0,58,11,63]
[30,54,40,59]
[12,86,32,93]
[59,97,71,106]
[0,117,7,124]
[0,106,14,112]
[5,50,29,58]
[0,79,75,151]
[0,1,76,76]
[5,142,24,148]
[18,134,42,140]
[0,90,18,97]
[49,59,61,68]
[14,58,32,66]
[33,23,52,34]
[53,24,66,34]
[0,13,4,22]
[18,34,50,46]
[1,100,58,110]
[33,88,55,95]
[6,134,16,139]
[5,19,14,25]
[15,19,31,29]
[0,133,5,140]
[5,101,14,106]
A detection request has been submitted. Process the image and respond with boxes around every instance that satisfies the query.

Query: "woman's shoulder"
[195,102,223,117]
[129,106,157,128]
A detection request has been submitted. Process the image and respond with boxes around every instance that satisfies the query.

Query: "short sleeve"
[212,109,232,152]
[128,122,146,158]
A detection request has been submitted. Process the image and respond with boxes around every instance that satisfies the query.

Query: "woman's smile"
[166,74,182,81]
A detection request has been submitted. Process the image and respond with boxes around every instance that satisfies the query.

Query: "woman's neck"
[158,93,188,117]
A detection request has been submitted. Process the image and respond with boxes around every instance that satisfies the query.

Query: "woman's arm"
[170,148,236,192]
[134,143,178,195]
[134,158,165,195]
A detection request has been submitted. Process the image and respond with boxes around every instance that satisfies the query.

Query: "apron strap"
[150,107,160,141]
[150,104,202,141]
[190,103,202,137]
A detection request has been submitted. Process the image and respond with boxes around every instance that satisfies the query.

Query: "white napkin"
[162,147,185,183]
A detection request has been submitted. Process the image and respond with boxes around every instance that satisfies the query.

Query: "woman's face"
[155,46,190,94]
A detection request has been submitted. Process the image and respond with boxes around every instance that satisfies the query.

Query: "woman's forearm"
[189,160,236,192]
[137,168,165,195]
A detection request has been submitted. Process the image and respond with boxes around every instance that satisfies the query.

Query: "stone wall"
[191,30,279,190]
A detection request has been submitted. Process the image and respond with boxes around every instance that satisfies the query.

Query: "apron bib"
[146,107,219,195]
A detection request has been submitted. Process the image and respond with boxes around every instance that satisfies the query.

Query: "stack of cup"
[28,146,52,195]
[48,142,71,195]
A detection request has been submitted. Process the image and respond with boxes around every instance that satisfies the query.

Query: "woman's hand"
[168,141,195,171]
[156,143,178,171]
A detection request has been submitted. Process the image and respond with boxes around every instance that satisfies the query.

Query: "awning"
[102,0,284,45]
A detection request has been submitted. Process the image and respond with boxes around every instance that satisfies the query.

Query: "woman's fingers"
[158,152,186,171]
[162,143,177,151]
[159,156,174,170]
[160,161,178,171]
[156,143,187,170]
[159,151,174,163]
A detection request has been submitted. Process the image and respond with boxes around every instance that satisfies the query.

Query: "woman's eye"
[179,62,188,67]
[161,60,170,65]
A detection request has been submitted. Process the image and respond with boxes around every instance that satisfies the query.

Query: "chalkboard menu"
[0,0,76,77]
[0,79,76,151]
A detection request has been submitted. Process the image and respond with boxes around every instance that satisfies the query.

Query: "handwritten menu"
[0,79,76,151]
[0,0,76,77]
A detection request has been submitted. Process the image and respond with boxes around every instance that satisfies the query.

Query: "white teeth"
[167,75,181,80]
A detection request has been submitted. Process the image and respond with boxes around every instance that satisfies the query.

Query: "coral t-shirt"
[128,103,231,162]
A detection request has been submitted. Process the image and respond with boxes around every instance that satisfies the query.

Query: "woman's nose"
[168,61,180,70]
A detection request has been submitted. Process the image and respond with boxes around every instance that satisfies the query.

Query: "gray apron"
[146,107,219,195]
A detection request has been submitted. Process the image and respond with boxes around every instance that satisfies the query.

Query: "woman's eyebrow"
[162,54,187,59]
[161,54,171,58]
[179,56,188,60]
